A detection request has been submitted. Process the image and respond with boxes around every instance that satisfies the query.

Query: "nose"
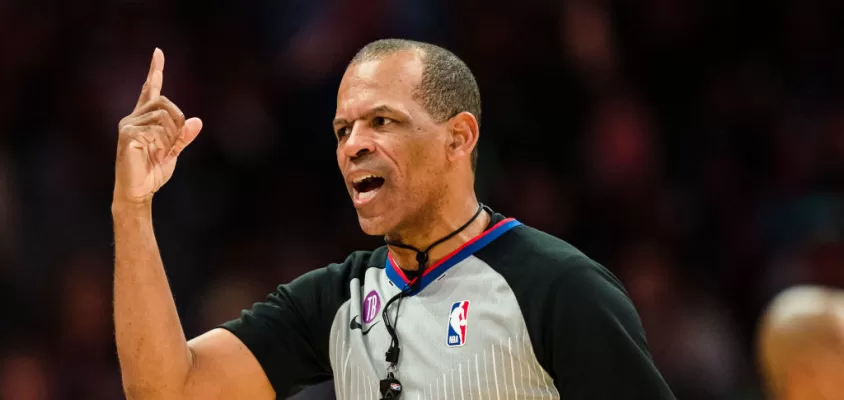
[341,122,376,159]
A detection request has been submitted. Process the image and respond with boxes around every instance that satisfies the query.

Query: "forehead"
[336,51,425,119]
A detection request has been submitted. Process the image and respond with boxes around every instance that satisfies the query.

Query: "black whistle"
[379,372,402,399]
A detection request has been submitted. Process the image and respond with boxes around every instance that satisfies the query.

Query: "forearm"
[113,202,192,399]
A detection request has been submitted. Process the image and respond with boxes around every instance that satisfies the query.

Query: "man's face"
[334,51,449,236]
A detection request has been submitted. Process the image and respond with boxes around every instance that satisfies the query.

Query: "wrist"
[112,199,152,217]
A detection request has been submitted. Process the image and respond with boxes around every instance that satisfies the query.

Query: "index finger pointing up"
[135,48,165,110]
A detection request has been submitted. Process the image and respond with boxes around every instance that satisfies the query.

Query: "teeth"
[353,174,380,184]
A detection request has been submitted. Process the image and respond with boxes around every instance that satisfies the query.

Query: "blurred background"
[1,0,843,398]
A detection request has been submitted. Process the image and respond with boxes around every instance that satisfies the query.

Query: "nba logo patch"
[446,301,470,347]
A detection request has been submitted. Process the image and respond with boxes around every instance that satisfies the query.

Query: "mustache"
[345,160,391,178]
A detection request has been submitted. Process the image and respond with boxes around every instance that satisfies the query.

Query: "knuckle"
[118,117,136,133]
[160,96,185,123]
[160,96,176,111]
[150,97,165,110]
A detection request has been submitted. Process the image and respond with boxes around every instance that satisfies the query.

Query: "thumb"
[170,117,203,157]
[182,117,203,146]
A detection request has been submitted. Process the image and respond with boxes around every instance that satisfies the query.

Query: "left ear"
[446,111,479,165]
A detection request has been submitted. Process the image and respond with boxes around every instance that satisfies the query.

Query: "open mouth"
[352,175,385,193]
[351,174,385,207]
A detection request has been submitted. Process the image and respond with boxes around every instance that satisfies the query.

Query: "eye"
[373,116,394,127]
[335,126,350,139]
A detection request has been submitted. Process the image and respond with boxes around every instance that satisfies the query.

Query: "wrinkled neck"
[386,200,488,271]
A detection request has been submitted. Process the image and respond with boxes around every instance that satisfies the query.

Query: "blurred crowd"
[1,0,843,399]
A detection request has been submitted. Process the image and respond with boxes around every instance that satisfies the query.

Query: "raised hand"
[114,48,203,206]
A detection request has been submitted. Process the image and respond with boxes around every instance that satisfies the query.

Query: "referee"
[113,40,675,399]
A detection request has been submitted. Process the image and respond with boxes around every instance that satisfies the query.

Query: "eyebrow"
[332,105,403,128]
